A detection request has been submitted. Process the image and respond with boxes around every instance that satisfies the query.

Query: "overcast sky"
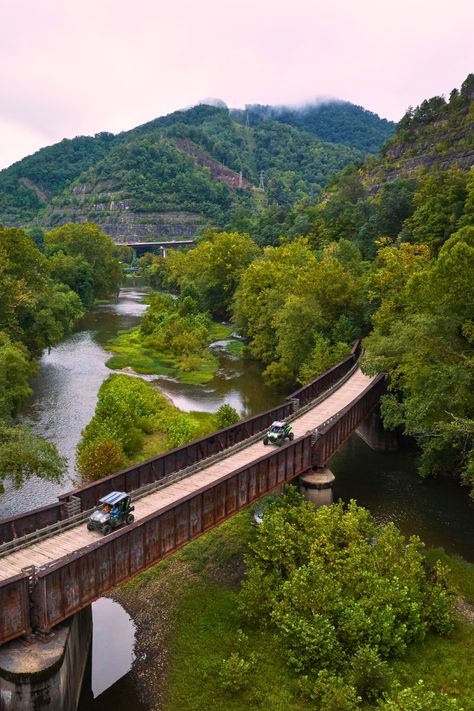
[1,0,473,169]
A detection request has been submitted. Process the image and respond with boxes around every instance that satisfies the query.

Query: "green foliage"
[0,421,67,490]
[0,333,36,418]
[76,374,210,480]
[376,680,463,711]
[219,650,256,693]
[108,287,227,384]
[0,225,84,360]
[45,222,122,302]
[233,238,365,385]
[404,169,468,251]
[76,374,166,479]
[237,101,395,153]
[216,404,240,428]
[362,227,474,495]
[348,646,392,701]
[0,133,115,223]
[240,492,454,677]
[300,669,361,710]
[166,230,259,317]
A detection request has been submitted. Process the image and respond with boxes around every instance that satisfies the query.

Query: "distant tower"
[239,170,243,189]
[259,170,265,191]
[245,112,250,129]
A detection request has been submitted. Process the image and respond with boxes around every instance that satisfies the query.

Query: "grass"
[106,322,233,385]
[425,547,474,604]
[225,340,245,357]
[119,509,474,711]
[125,409,217,465]
[390,622,474,709]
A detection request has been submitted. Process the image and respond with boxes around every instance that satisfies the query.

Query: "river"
[2,287,474,706]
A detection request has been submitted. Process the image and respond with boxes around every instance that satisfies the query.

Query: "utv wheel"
[263,436,269,445]
[87,521,94,531]
[126,514,135,525]
[102,524,112,535]
[289,432,294,441]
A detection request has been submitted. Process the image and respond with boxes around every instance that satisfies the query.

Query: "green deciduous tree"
[45,222,122,300]
[0,422,66,492]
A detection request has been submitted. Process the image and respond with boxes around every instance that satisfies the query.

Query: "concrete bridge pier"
[0,606,92,711]
[356,405,398,452]
[299,467,336,508]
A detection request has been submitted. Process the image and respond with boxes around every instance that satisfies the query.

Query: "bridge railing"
[0,369,384,644]
[0,502,66,547]
[57,401,294,513]
[311,373,387,466]
[0,341,363,545]
[0,573,31,644]
[288,340,361,407]
[30,436,313,634]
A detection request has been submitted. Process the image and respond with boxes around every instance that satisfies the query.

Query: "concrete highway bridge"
[0,344,387,652]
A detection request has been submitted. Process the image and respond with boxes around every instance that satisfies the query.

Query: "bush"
[240,493,455,675]
[76,439,125,481]
[219,651,256,693]
[376,680,463,710]
[300,670,361,711]
[216,404,240,428]
[349,646,392,701]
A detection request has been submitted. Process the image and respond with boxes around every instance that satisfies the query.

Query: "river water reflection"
[3,288,280,518]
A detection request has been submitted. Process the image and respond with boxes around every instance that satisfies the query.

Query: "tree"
[362,227,474,494]
[240,493,453,675]
[45,222,122,300]
[0,333,36,418]
[167,230,260,318]
[0,422,66,492]
[216,404,240,428]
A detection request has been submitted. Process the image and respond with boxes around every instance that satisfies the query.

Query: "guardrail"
[288,340,361,407]
[0,502,66,546]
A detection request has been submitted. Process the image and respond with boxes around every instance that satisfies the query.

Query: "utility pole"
[239,170,243,189]
[259,170,265,191]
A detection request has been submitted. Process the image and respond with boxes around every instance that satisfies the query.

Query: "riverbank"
[111,508,474,711]
[105,292,234,385]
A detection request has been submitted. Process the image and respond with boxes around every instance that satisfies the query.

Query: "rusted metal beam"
[29,436,313,634]
[0,574,31,644]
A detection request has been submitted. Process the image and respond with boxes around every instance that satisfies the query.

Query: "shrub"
[216,404,240,428]
[348,646,392,701]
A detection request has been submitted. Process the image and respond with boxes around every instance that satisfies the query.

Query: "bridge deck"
[0,368,373,583]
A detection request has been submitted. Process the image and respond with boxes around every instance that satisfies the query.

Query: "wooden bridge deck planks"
[0,368,374,583]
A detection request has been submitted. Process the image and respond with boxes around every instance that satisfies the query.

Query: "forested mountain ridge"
[232,100,396,153]
[0,101,389,240]
[367,74,474,192]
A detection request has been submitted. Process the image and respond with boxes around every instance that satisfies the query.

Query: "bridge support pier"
[356,406,398,452]
[0,606,92,711]
[299,467,335,508]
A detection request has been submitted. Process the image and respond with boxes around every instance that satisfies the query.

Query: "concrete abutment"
[0,606,92,711]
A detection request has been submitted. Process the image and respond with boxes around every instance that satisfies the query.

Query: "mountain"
[270,74,474,257]
[0,101,393,243]
[233,101,396,153]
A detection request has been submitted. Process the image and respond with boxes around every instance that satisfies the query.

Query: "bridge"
[123,239,194,257]
[0,344,387,647]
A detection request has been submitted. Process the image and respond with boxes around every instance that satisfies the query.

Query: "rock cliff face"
[366,81,474,193]
[41,175,208,244]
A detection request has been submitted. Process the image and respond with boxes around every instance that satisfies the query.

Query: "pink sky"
[1,0,473,169]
